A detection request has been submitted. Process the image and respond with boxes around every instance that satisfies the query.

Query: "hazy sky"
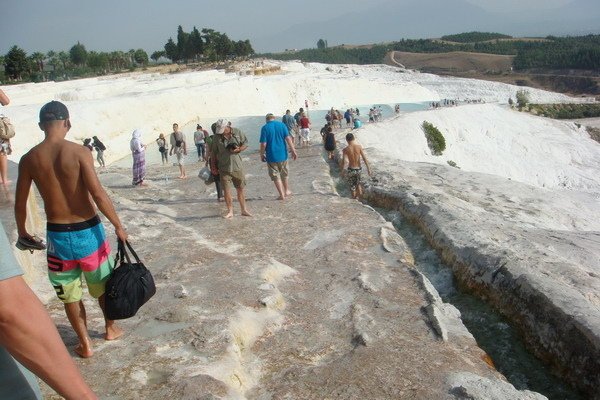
[0,0,582,55]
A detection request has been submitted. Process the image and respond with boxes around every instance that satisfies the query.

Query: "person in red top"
[299,112,311,147]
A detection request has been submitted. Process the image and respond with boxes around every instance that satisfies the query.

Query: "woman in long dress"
[130,129,146,186]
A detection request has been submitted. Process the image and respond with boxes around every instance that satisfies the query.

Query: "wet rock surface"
[1,144,547,399]
[364,160,599,398]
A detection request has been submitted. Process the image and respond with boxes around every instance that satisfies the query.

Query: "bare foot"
[218,198,225,202]
[277,196,285,200]
[105,325,124,341]
[241,210,253,217]
[285,191,293,197]
[74,343,94,358]
[223,211,234,219]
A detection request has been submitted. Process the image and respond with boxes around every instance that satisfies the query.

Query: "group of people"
[0,94,373,399]
[83,136,106,167]
[368,106,383,122]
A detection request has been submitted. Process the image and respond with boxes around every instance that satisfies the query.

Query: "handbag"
[0,115,16,140]
[105,240,156,320]
[198,166,213,185]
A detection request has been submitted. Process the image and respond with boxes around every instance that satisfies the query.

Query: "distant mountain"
[254,0,600,53]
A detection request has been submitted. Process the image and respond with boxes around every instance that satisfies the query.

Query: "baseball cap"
[215,119,226,134]
[39,101,69,123]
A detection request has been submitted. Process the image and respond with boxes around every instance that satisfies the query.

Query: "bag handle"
[117,239,142,266]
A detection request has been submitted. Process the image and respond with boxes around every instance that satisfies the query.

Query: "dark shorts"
[347,167,362,191]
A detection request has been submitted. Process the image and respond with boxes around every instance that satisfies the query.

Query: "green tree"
[4,45,29,80]
[70,42,88,66]
[87,51,109,72]
[30,52,45,73]
[516,90,530,110]
[213,32,233,61]
[150,50,166,63]
[58,51,70,70]
[176,25,189,62]
[189,27,204,60]
[164,37,178,62]
[133,49,149,65]
[317,39,327,49]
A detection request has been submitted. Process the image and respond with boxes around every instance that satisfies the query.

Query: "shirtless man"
[14,101,127,358]
[340,133,372,199]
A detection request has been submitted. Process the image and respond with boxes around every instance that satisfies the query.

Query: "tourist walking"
[14,101,126,359]
[92,136,106,167]
[194,124,207,162]
[282,109,296,144]
[323,125,336,160]
[340,132,372,199]
[156,133,168,165]
[130,129,146,186]
[299,112,311,146]
[210,119,251,218]
[206,123,223,201]
[259,113,297,200]
[169,123,187,179]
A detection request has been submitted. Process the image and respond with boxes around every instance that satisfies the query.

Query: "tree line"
[1,25,254,83]
[262,33,600,71]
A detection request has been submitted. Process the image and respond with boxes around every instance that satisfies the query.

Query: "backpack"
[0,116,15,140]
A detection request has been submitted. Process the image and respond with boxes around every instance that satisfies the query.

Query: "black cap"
[39,101,69,123]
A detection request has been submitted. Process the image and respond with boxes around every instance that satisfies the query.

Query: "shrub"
[422,121,446,156]
[516,90,530,110]
[447,160,460,168]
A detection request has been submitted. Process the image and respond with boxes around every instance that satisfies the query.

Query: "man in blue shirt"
[259,113,297,200]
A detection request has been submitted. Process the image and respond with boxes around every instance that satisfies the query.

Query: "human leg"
[63,300,93,358]
[273,179,285,200]
[221,174,234,218]
[0,153,9,185]
[196,143,202,159]
[282,177,292,197]
[97,294,123,340]
[236,187,252,216]
[214,174,223,200]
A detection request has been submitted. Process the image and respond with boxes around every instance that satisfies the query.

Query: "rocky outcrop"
[363,164,600,398]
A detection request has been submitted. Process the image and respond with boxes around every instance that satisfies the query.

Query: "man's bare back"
[341,133,372,199]
[20,140,97,223]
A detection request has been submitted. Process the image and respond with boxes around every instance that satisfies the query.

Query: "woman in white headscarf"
[130,129,146,186]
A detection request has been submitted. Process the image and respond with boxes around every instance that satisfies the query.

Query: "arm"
[0,276,97,399]
[360,147,372,176]
[236,132,248,153]
[285,136,297,161]
[259,142,267,161]
[80,151,128,242]
[0,89,9,106]
[340,149,348,172]
[14,158,33,239]
[168,134,174,156]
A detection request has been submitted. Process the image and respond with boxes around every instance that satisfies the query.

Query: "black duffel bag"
[105,240,156,320]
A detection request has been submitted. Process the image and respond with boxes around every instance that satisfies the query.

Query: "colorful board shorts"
[347,167,362,191]
[46,216,113,303]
